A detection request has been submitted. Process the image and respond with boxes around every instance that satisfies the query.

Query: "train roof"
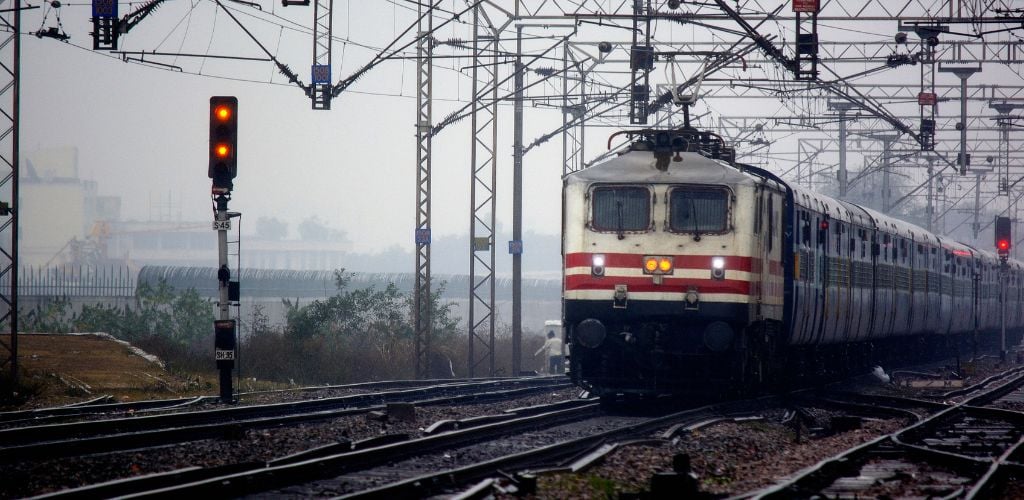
[566,150,756,187]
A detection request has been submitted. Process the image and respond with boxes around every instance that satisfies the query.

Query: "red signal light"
[998,239,1010,252]
[819,220,829,231]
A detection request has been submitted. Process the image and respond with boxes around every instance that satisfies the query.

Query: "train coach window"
[591,186,650,232]
[669,187,729,233]
[800,212,811,245]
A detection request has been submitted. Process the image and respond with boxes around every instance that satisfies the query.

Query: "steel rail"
[0,382,573,462]
[0,377,567,448]
[104,403,608,498]
[35,397,596,500]
[343,397,781,499]
[751,370,1024,498]
[0,376,515,426]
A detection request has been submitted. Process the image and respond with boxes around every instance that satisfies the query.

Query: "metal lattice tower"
[918,30,938,150]
[562,44,585,176]
[467,7,498,378]
[0,0,19,396]
[628,0,652,124]
[413,4,433,379]
[310,0,334,110]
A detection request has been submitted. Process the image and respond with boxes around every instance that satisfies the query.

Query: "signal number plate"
[215,349,235,360]
[212,220,232,231]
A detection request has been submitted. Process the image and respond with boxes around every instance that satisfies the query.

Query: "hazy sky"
[19,1,1024,254]
[22,1,571,254]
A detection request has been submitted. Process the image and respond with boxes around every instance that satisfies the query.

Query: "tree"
[255,216,289,241]
[297,216,346,242]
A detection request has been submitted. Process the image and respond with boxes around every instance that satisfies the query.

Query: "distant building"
[20,147,354,270]
[21,147,121,266]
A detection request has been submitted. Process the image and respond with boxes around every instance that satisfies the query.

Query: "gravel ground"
[831,355,1022,400]
[1,387,579,498]
[993,474,1024,499]
[527,413,907,498]
[281,413,652,497]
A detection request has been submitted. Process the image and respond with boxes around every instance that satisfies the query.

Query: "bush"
[240,270,463,385]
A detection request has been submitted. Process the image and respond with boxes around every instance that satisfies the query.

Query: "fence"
[5,265,136,298]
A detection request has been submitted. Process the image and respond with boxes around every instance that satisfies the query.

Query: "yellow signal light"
[658,258,672,273]
[214,105,232,121]
[215,144,231,158]
[645,258,658,272]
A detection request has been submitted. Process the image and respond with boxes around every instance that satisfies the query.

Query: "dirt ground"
[1,333,212,409]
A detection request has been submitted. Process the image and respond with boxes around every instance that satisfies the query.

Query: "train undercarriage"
[567,302,1023,398]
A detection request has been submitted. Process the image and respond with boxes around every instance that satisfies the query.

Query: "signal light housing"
[996,216,1012,260]
[209,96,238,194]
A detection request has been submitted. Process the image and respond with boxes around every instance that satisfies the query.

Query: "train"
[561,127,1024,397]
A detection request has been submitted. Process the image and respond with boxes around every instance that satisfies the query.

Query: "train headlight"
[711,256,725,280]
[643,256,673,275]
[592,254,606,277]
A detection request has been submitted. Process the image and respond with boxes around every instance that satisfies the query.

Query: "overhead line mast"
[0,0,22,400]
[413,0,433,379]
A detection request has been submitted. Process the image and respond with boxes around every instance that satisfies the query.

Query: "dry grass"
[1,333,218,410]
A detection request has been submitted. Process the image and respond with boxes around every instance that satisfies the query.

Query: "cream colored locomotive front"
[563,151,784,322]
[562,151,786,393]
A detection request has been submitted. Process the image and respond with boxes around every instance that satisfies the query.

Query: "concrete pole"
[973,172,982,240]
[838,110,848,197]
[881,137,892,212]
[1001,263,1007,362]
[216,195,232,402]
[511,24,523,377]
[938,65,981,174]
[960,75,969,173]
[926,160,934,232]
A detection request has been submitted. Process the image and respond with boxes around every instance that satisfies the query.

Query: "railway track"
[34,396,603,499]
[43,396,776,499]
[0,376,513,429]
[0,377,570,461]
[750,369,1024,499]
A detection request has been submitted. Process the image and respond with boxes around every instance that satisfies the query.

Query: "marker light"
[642,256,673,275]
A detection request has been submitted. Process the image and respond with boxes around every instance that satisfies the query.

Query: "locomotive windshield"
[591,186,650,232]
[669,187,729,233]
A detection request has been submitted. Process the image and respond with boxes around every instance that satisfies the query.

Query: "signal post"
[996,215,1011,362]
[209,96,238,403]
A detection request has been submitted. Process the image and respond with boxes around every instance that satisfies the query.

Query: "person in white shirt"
[535,330,564,374]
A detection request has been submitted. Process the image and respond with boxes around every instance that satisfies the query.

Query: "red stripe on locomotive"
[565,275,751,295]
[565,253,754,272]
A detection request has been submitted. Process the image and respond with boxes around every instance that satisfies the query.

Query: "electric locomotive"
[562,128,1024,396]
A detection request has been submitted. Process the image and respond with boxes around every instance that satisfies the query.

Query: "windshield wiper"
[690,199,701,241]
[616,201,625,240]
